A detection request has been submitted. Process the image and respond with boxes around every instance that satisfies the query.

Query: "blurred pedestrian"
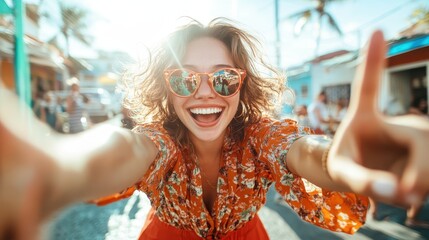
[335,99,348,122]
[32,90,45,120]
[329,99,348,134]
[308,91,330,134]
[408,97,428,116]
[295,104,310,127]
[66,78,90,134]
[39,91,63,131]
[384,96,406,116]
[1,18,429,240]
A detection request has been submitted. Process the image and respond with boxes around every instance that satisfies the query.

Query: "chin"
[185,115,232,142]
[189,127,226,143]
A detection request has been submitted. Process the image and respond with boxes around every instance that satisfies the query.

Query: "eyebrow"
[181,64,234,71]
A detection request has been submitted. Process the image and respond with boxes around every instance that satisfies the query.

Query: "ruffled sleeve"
[133,123,180,202]
[251,118,368,234]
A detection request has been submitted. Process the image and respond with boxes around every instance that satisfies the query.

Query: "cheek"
[171,96,186,115]
[229,96,241,115]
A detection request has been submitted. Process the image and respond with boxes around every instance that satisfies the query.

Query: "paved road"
[42,187,429,240]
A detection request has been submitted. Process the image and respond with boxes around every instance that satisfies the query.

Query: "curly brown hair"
[119,17,287,145]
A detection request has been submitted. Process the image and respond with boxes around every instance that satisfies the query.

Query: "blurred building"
[0,3,94,101]
[285,31,429,116]
[285,49,357,115]
[286,64,311,108]
[382,33,429,114]
[0,4,65,95]
[78,50,133,93]
[72,51,133,116]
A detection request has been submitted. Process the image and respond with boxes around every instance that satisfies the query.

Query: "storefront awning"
[388,34,429,57]
[0,27,65,70]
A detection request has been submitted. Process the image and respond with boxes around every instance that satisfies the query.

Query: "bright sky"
[36,0,429,68]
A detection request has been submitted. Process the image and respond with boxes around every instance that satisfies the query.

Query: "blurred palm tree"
[400,5,429,37]
[42,1,92,57]
[288,0,344,56]
[410,6,429,25]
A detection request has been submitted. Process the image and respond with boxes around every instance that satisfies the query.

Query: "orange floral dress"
[92,118,369,239]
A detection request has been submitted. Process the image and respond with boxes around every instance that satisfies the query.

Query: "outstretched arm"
[287,30,429,207]
[0,87,158,239]
[286,134,345,191]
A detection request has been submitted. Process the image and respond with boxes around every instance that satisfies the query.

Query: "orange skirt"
[139,208,269,240]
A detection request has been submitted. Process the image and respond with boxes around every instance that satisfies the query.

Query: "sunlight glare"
[84,0,222,60]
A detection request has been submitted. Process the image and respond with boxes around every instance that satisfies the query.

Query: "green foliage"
[411,6,429,24]
[42,2,93,57]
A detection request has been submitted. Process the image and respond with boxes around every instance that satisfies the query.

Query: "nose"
[194,75,215,99]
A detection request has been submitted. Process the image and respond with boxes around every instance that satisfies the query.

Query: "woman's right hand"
[0,88,60,240]
[0,123,54,240]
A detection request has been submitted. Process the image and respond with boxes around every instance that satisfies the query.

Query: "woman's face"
[170,37,240,143]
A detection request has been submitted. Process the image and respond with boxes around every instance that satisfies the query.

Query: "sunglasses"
[164,68,246,98]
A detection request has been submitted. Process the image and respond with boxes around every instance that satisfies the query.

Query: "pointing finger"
[349,30,386,115]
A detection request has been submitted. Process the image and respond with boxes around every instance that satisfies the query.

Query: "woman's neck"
[189,133,224,163]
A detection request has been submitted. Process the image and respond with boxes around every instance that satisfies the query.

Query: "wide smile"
[189,107,223,126]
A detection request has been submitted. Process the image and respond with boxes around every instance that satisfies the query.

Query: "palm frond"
[324,12,343,36]
[293,10,313,36]
[287,8,314,19]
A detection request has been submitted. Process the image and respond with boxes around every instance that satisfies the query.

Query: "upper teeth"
[190,107,222,115]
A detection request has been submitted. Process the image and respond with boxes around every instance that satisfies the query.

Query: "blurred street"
[42,186,429,240]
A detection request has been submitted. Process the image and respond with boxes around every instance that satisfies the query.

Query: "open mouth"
[189,107,223,124]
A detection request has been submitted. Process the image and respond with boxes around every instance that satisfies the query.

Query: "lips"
[189,107,223,125]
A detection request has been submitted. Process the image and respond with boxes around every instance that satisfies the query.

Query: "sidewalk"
[43,187,429,240]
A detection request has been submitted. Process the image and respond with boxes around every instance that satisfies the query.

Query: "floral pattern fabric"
[97,117,368,239]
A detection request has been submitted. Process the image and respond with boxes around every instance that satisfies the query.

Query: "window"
[301,85,308,98]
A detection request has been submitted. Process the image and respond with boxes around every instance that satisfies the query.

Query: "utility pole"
[0,0,31,106]
[274,0,281,68]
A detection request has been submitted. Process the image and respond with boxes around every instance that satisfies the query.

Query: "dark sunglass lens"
[169,70,198,96]
[212,69,241,96]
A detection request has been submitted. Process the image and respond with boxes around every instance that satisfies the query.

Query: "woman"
[66,79,90,134]
[1,18,428,240]
[94,19,366,239]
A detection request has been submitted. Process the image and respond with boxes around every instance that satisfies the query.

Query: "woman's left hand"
[327,30,429,207]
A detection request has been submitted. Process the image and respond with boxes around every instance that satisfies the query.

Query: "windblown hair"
[119,17,287,145]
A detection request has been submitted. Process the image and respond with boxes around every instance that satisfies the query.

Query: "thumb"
[333,158,399,202]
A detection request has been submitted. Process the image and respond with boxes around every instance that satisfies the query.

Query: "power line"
[352,0,417,32]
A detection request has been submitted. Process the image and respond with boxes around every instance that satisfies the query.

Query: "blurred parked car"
[53,88,116,131]
[80,88,115,123]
